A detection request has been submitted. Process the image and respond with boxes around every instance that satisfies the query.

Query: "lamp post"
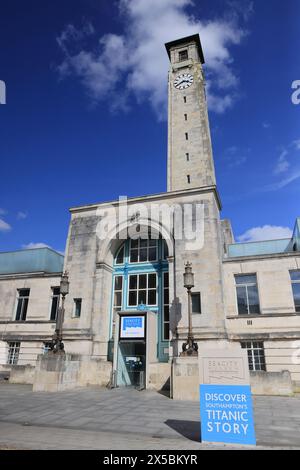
[51,271,69,354]
[181,262,198,357]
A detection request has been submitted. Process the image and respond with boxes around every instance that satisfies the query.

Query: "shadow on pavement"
[165,419,201,442]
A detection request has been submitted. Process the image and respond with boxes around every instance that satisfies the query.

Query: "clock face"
[174,73,194,90]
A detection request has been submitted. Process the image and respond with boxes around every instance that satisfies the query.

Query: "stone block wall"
[250,370,293,396]
[9,364,35,384]
[33,353,112,392]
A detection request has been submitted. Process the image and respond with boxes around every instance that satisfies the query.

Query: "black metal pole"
[52,295,65,353]
[181,286,198,357]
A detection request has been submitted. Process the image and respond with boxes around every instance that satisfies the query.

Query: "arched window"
[109,238,169,362]
[115,245,125,265]
[129,239,157,263]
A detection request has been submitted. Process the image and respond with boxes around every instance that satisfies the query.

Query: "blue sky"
[0,0,299,253]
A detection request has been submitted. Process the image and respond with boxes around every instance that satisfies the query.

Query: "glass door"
[117,341,146,388]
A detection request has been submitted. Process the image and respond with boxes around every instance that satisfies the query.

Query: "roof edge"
[165,34,205,64]
[0,247,64,258]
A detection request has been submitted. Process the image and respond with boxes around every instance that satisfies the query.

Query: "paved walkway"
[0,384,300,449]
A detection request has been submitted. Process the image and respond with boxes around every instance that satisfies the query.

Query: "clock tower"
[165,35,216,192]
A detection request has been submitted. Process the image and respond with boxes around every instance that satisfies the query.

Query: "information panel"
[120,316,145,339]
[200,384,256,446]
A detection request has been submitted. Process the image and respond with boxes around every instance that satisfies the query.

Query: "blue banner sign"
[120,316,145,339]
[200,384,256,446]
[123,317,142,329]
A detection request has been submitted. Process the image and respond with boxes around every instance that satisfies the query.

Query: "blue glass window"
[111,237,170,362]
[115,246,125,265]
[50,287,60,321]
[290,271,300,312]
[128,273,157,307]
[129,239,158,263]
[15,289,30,321]
[235,275,260,315]
[241,342,266,371]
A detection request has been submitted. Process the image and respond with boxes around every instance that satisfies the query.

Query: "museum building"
[0,35,299,395]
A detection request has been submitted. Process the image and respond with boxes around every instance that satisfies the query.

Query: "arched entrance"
[109,236,170,387]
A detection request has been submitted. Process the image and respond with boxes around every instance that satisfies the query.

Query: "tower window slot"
[179,50,188,62]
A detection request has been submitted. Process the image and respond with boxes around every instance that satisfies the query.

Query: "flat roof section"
[0,248,64,275]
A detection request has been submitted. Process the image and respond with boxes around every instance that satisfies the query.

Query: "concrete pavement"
[0,383,300,449]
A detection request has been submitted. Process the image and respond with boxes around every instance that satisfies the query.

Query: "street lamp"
[181,262,198,356]
[51,271,69,354]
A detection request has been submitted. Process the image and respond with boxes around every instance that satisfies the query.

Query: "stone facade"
[0,270,62,369]
[59,186,226,386]
[224,253,300,384]
[0,35,299,397]
[166,35,216,192]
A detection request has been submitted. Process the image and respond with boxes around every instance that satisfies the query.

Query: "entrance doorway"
[117,341,146,388]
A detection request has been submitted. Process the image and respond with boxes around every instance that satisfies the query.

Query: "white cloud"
[22,243,65,255]
[0,218,11,232]
[259,139,300,192]
[230,155,247,167]
[293,139,300,150]
[237,225,293,242]
[226,146,238,154]
[56,0,252,118]
[262,121,271,129]
[224,145,248,167]
[265,170,300,191]
[226,0,254,22]
[56,22,94,54]
[17,211,28,220]
[273,148,290,175]
[206,92,235,115]
[22,242,51,249]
